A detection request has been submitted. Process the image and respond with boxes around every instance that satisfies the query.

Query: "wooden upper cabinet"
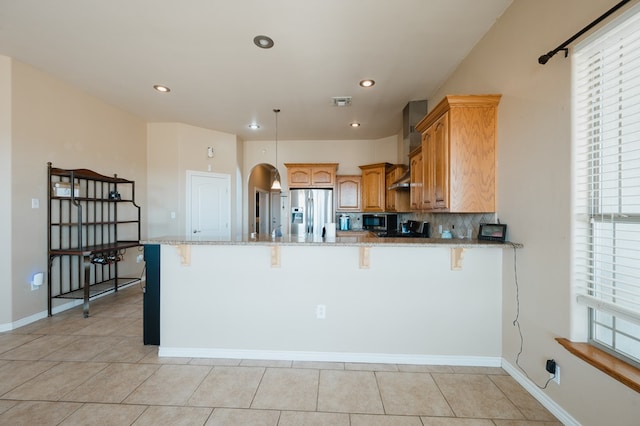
[432,114,449,210]
[409,146,423,211]
[336,175,362,212]
[285,163,338,188]
[359,163,391,212]
[385,165,409,212]
[415,95,501,213]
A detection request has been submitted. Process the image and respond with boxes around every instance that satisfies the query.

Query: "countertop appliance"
[377,220,431,238]
[290,189,334,238]
[478,223,507,242]
[339,214,350,231]
[362,214,398,232]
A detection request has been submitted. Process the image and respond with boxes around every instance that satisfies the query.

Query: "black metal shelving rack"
[47,162,142,317]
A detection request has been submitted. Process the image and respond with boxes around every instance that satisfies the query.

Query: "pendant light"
[271,108,282,191]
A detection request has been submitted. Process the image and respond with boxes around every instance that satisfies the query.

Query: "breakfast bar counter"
[142,235,516,366]
[144,233,518,247]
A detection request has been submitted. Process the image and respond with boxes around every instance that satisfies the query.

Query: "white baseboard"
[158,347,502,367]
[0,299,83,332]
[502,359,579,426]
[0,280,143,332]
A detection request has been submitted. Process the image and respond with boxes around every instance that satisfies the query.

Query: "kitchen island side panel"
[159,244,502,359]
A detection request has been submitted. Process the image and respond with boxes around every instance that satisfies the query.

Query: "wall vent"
[332,96,352,107]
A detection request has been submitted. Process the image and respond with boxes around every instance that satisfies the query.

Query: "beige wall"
[0,57,12,325]
[429,0,640,423]
[5,58,147,323]
[146,122,242,238]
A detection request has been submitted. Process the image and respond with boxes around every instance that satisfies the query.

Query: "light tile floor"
[0,285,561,425]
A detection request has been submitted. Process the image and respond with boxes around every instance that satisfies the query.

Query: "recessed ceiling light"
[248,123,260,130]
[350,122,361,128]
[153,84,170,93]
[253,35,274,49]
[359,79,375,88]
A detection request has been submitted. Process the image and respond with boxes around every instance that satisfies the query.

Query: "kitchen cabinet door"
[421,112,449,210]
[287,165,312,187]
[432,113,449,209]
[359,163,390,212]
[310,165,337,186]
[409,146,423,211]
[336,175,361,211]
[421,129,433,211]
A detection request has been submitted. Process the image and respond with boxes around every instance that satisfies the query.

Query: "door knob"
[193,230,201,233]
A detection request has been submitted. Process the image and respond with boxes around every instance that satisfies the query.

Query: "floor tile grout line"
[314,368,321,412]
[487,373,530,421]
[185,364,217,407]
[248,366,268,409]
[373,370,387,415]
[430,371,458,418]
[110,362,162,405]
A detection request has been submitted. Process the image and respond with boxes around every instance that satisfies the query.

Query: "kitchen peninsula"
[144,235,517,367]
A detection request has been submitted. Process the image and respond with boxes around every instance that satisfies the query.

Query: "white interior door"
[187,171,231,239]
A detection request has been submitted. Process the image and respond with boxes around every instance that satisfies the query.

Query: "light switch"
[31,198,39,209]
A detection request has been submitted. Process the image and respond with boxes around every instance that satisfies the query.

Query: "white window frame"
[573,2,640,367]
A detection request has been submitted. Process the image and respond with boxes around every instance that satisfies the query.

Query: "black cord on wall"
[509,242,555,389]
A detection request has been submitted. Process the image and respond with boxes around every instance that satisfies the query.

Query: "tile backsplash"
[335,211,497,239]
[400,212,497,239]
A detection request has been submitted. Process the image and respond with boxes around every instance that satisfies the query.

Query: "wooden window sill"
[557,337,640,393]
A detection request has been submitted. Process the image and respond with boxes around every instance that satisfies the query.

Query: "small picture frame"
[478,223,507,242]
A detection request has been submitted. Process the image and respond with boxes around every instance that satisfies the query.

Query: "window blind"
[574,2,640,363]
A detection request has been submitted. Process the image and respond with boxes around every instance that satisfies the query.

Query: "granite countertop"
[142,233,521,248]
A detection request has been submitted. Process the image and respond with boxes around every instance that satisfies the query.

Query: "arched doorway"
[247,163,283,236]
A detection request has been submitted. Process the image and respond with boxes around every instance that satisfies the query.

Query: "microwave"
[362,214,398,232]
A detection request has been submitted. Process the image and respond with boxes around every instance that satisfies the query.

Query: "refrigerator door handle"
[305,192,309,234]
[308,194,314,235]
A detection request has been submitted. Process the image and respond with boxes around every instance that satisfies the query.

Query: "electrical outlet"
[546,359,560,385]
[316,304,326,319]
[551,364,560,384]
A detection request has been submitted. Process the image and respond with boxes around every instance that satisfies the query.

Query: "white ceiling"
[0,0,512,141]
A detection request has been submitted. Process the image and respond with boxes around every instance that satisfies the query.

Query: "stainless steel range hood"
[388,169,411,190]
[389,100,427,190]
[404,100,427,152]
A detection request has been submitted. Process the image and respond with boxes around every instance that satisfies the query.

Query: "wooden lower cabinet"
[336,175,361,212]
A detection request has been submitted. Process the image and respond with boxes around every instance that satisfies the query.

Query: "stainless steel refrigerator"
[289,189,334,238]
